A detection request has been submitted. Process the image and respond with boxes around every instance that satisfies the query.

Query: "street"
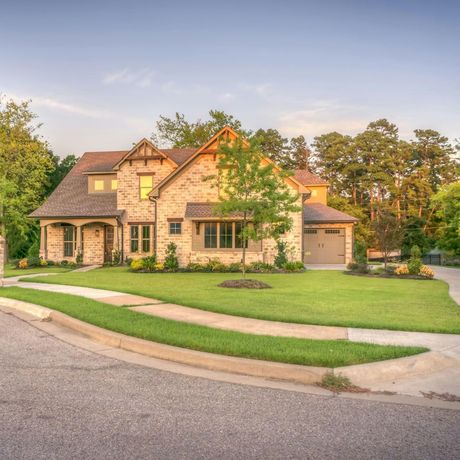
[1,311,459,460]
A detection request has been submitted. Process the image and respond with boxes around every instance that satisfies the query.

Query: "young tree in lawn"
[372,212,404,270]
[208,138,301,278]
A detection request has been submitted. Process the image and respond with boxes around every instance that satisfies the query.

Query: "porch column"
[40,225,47,259]
[75,225,82,261]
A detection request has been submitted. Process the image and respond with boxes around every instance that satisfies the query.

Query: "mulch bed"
[218,279,272,289]
[345,271,431,280]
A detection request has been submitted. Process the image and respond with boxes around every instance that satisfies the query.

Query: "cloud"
[278,102,369,138]
[218,92,235,101]
[102,68,155,88]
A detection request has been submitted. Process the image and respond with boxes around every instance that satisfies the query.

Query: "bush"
[45,259,55,266]
[154,262,164,271]
[408,245,422,275]
[18,258,28,269]
[274,240,288,268]
[371,267,385,275]
[353,240,367,265]
[143,255,157,272]
[347,262,369,274]
[227,262,242,273]
[186,262,205,272]
[27,239,40,259]
[395,264,409,276]
[130,259,145,272]
[248,261,275,273]
[164,242,179,272]
[204,258,227,272]
[60,260,69,266]
[75,249,83,265]
[39,258,48,267]
[111,249,121,266]
[419,265,434,279]
[124,257,133,266]
[282,261,305,272]
[27,257,40,267]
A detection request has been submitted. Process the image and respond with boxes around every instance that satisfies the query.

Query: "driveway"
[1,311,459,459]
[431,266,460,305]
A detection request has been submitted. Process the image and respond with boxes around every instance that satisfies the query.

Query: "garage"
[303,227,345,264]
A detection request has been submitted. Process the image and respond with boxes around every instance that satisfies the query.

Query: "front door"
[104,226,114,263]
[303,228,345,264]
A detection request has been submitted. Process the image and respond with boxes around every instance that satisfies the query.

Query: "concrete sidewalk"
[9,280,460,353]
[431,265,460,305]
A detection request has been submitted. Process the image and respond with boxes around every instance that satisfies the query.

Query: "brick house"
[30,127,357,266]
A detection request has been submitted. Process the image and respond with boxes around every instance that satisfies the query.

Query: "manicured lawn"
[3,263,72,278]
[0,287,426,367]
[25,268,460,333]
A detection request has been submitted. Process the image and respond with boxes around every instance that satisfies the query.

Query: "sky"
[1,0,459,157]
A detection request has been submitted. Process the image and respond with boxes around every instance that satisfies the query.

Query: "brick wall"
[156,154,303,266]
[82,225,104,265]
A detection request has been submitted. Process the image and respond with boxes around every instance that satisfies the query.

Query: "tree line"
[1,102,458,260]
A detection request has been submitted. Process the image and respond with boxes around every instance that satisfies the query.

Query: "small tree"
[164,242,179,272]
[372,212,403,270]
[207,138,301,278]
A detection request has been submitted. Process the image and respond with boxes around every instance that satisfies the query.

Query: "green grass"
[25,268,460,333]
[4,263,72,278]
[0,287,426,367]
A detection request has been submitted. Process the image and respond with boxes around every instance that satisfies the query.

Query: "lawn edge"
[1,296,453,388]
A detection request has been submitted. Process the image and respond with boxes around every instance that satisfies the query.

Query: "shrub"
[227,262,242,273]
[353,240,368,265]
[68,262,77,269]
[205,258,227,272]
[39,258,48,267]
[27,257,40,267]
[274,240,288,268]
[45,260,55,266]
[130,259,145,272]
[154,262,164,271]
[27,239,40,259]
[164,242,179,272]
[395,264,409,276]
[371,267,385,275]
[186,262,205,272]
[124,257,133,266]
[282,261,305,272]
[75,249,83,265]
[408,245,423,275]
[347,262,369,274]
[111,249,121,266]
[18,258,28,269]
[60,260,69,266]
[419,265,434,279]
[143,255,157,272]
[248,261,275,273]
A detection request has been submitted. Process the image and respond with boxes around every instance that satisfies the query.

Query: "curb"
[1,297,458,387]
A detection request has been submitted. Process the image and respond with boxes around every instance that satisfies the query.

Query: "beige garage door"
[303,228,345,264]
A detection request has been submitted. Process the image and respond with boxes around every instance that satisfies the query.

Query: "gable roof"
[303,203,358,223]
[30,151,126,219]
[294,169,329,186]
[161,148,196,165]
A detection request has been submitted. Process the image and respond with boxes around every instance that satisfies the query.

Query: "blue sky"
[1,0,459,156]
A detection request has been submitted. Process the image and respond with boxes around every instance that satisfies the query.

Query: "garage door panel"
[303,228,345,264]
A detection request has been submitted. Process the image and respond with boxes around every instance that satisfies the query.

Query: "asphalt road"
[1,311,459,460]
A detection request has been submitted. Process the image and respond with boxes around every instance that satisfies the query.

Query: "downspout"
[116,216,124,263]
[149,196,158,256]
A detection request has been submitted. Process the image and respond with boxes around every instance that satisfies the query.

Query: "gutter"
[148,196,158,256]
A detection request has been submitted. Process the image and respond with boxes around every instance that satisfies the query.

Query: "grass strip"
[0,287,427,368]
[24,269,460,333]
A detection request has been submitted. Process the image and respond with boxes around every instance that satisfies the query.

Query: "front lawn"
[3,263,72,278]
[25,268,460,333]
[0,287,426,367]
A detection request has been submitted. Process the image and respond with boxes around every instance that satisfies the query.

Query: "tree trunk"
[242,212,247,279]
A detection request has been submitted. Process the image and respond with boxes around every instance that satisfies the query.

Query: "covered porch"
[39,217,122,265]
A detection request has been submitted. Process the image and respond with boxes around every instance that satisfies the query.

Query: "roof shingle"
[303,203,358,223]
[294,169,329,186]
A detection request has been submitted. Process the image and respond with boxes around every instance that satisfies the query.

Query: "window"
[235,222,248,249]
[111,179,118,191]
[142,225,151,252]
[94,180,104,191]
[304,229,317,234]
[139,175,153,200]
[220,222,233,248]
[130,225,139,252]
[63,226,76,257]
[204,223,218,248]
[169,222,182,235]
[325,229,341,234]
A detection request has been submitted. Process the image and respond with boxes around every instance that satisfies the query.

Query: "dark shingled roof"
[161,148,196,165]
[185,202,245,219]
[30,151,126,218]
[294,169,329,186]
[304,203,358,223]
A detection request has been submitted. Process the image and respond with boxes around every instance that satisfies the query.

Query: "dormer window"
[94,180,104,191]
[88,174,118,193]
